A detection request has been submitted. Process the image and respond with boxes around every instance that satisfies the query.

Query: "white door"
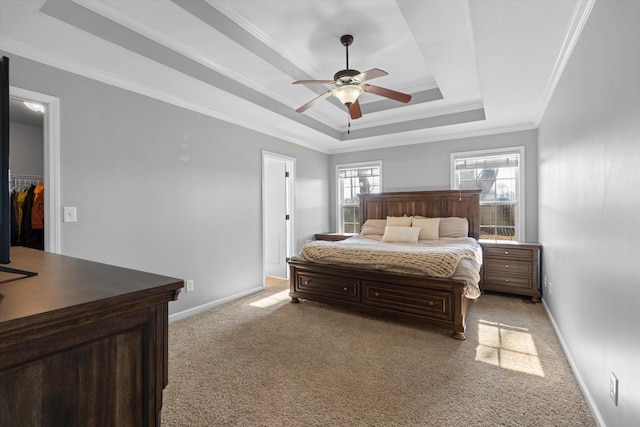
[263,154,291,278]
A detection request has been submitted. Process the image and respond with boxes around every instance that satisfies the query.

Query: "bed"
[288,190,482,339]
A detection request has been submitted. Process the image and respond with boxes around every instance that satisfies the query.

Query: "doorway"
[262,151,294,282]
[9,87,60,253]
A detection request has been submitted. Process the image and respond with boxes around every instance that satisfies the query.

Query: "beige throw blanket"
[299,237,479,279]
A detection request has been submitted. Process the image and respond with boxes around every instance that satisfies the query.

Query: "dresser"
[479,240,542,302]
[0,247,183,426]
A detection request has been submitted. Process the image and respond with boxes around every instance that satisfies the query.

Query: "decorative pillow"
[412,217,440,240]
[360,219,387,236]
[381,226,421,243]
[439,217,469,238]
[386,216,413,227]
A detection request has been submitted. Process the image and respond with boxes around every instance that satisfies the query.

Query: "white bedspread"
[297,235,483,299]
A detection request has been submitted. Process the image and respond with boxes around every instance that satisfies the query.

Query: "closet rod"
[10,173,44,181]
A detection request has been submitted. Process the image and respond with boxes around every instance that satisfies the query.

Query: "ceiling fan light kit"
[333,85,363,106]
[293,34,412,120]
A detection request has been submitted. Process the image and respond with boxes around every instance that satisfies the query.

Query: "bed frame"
[288,190,481,340]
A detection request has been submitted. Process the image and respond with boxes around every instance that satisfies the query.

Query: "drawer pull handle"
[505,264,509,268]
[304,280,311,285]
[343,286,348,291]
[374,292,380,297]
[504,250,509,255]
[428,301,434,306]
[505,278,509,282]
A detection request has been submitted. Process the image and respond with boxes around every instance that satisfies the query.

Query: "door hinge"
[285,214,290,220]
[285,171,290,178]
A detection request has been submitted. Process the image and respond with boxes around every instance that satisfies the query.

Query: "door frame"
[262,150,295,284]
[10,86,60,254]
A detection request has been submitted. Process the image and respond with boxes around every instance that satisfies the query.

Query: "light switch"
[64,206,77,223]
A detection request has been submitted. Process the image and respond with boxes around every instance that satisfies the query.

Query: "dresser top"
[0,247,183,330]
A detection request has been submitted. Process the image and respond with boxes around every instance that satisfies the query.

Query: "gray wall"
[4,53,329,317]
[329,130,539,241]
[538,1,639,425]
[9,121,44,176]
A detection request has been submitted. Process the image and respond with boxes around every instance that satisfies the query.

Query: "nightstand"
[315,232,355,241]
[479,240,542,302]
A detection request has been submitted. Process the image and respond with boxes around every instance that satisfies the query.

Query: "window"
[451,147,524,241]
[336,162,382,233]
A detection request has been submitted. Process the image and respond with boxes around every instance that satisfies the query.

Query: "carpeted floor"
[162,278,595,426]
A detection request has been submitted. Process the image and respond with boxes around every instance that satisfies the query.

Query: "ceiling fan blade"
[293,79,335,85]
[353,68,388,82]
[364,84,412,103]
[349,99,362,120]
[295,90,333,113]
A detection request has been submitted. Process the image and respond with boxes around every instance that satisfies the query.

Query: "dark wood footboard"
[288,259,471,340]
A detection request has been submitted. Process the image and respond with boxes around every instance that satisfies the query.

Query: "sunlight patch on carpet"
[475,319,544,377]
[249,289,290,308]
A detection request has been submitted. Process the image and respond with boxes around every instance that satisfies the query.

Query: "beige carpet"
[162,278,594,426]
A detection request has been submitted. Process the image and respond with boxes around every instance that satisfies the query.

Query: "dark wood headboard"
[358,190,481,239]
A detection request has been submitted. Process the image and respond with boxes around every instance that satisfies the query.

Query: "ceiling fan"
[293,34,412,120]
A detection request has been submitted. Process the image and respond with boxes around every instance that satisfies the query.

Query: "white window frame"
[450,147,525,241]
[336,161,382,233]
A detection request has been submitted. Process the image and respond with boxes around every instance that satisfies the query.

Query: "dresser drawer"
[363,281,452,321]
[483,259,532,275]
[483,246,535,260]
[294,271,360,302]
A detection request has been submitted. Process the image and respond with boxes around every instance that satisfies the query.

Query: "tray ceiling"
[0,0,593,153]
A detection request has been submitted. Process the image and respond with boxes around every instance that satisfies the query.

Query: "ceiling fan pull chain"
[348,114,351,134]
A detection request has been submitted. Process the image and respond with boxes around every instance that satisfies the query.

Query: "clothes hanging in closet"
[11,182,44,250]
[32,183,44,229]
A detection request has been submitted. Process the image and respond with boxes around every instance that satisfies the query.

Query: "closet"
[9,98,45,250]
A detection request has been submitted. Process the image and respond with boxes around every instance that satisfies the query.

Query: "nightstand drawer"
[483,272,533,289]
[483,259,532,275]
[483,247,534,260]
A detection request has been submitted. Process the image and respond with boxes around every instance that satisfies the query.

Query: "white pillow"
[381,226,421,243]
[412,217,440,240]
[386,216,412,227]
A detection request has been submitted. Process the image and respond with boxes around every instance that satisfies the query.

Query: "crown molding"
[329,122,537,155]
[535,0,596,125]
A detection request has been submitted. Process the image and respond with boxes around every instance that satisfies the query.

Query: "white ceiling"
[0,0,593,154]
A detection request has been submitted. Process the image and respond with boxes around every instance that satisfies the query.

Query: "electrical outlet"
[610,372,618,406]
[186,279,194,292]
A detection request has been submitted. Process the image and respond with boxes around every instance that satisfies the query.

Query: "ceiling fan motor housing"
[334,69,362,85]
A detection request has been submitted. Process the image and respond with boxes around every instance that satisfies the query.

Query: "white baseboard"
[542,298,605,427]
[169,285,264,323]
